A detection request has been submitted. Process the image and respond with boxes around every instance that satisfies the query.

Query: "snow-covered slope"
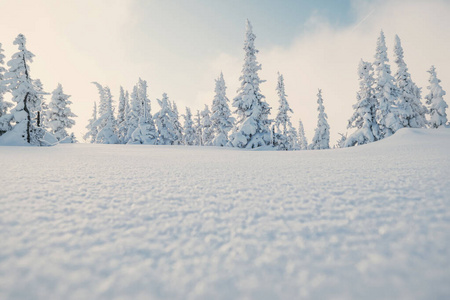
[1,128,449,299]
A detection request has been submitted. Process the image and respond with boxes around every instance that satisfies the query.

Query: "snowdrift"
[0,128,449,300]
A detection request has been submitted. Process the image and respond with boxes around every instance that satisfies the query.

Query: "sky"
[0,0,449,144]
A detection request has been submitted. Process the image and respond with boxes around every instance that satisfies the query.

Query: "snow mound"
[0,124,28,146]
[0,129,449,299]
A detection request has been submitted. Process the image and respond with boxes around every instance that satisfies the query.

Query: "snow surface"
[1,128,450,300]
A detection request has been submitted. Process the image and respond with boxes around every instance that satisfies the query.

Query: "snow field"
[0,128,449,299]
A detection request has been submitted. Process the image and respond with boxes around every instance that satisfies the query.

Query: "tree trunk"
[23,92,31,144]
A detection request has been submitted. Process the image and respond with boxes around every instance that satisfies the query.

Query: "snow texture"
[1,128,449,299]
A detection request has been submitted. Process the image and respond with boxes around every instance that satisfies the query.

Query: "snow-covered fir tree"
[287,123,300,150]
[183,107,196,146]
[126,85,140,142]
[229,20,272,148]
[116,86,129,143]
[394,35,427,128]
[335,132,347,149]
[129,79,158,144]
[274,72,297,150]
[0,42,12,136]
[171,101,183,145]
[373,31,401,139]
[83,102,98,143]
[345,60,379,147]
[425,66,448,128]
[47,83,77,142]
[154,93,178,145]
[297,119,308,150]
[201,104,214,146]
[2,34,44,144]
[194,109,202,145]
[33,79,47,129]
[310,89,330,150]
[210,72,234,146]
[92,82,118,144]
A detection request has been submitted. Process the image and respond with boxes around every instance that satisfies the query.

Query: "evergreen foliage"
[201,104,214,146]
[394,35,427,128]
[297,119,308,150]
[210,72,234,146]
[47,83,77,142]
[425,66,448,128]
[373,31,401,138]
[183,107,196,146]
[310,89,330,150]
[345,60,379,147]
[84,102,98,143]
[154,93,178,145]
[274,73,297,150]
[229,20,272,149]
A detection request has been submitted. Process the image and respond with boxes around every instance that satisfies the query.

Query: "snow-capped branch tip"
[377,30,386,46]
[13,34,26,48]
[428,65,436,75]
[394,34,404,58]
[246,19,253,33]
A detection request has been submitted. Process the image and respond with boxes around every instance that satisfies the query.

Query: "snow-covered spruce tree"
[201,104,214,146]
[345,60,380,147]
[2,34,44,144]
[274,72,297,150]
[297,119,308,150]
[0,42,12,136]
[394,35,427,128]
[126,85,140,142]
[92,83,118,144]
[47,83,77,142]
[211,72,234,146]
[129,79,158,145]
[425,66,448,128]
[373,31,401,139]
[335,132,347,149]
[171,101,183,145]
[287,124,300,150]
[183,107,196,145]
[229,20,272,148]
[194,109,203,145]
[154,93,178,145]
[310,89,330,150]
[33,79,48,129]
[116,86,129,143]
[83,102,98,143]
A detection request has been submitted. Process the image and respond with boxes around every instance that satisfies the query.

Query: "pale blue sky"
[127,0,355,60]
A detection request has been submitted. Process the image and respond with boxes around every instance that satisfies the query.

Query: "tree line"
[0,21,447,149]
